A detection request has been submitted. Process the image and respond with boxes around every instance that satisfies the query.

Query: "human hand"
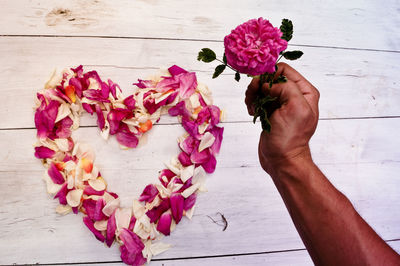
[245,63,320,175]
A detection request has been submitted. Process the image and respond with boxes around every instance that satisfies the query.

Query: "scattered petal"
[48,162,65,184]
[139,184,159,203]
[170,193,184,224]
[83,216,105,242]
[66,189,83,207]
[34,146,55,159]
[156,212,172,236]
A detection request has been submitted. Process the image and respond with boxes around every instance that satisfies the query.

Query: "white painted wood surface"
[0,0,399,265]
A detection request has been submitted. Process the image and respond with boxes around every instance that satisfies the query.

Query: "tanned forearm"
[270,151,400,266]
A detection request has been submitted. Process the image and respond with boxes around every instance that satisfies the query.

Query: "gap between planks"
[7,239,400,266]
[0,34,399,54]
[1,116,400,131]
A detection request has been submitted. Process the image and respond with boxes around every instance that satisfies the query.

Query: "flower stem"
[216,59,236,71]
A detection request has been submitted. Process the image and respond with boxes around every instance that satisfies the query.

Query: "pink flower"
[224,17,287,75]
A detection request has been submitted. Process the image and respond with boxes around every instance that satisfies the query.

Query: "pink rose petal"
[209,126,224,155]
[34,146,55,159]
[95,104,105,130]
[202,154,217,173]
[106,210,116,247]
[83,216,105,242]
[48,162,65,184]
[178,72,197,99]
[146,198,170,223]
[183,193,197,210]
[54,183,68,205]
[55,117,73,138]
[139,184,159,203]
[83,185,105,196]
[115,127,139,148]
[119,228,146,266]
[123,95,136,110]
[190,148,211,164]
[158,169,176,187]
[82,103,94,114]
[168,101,190,118]
[157,212,172,236]
[168,65,188,76]
[178,151,192,167]
[107,108,131,135]
[170,193,184,224]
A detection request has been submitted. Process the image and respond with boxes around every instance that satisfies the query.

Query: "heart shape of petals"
[34,65,224,265]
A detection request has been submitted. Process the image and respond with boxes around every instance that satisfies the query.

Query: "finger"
[245,78,260,115]
[268,80,304,105]
[274,62,305,83]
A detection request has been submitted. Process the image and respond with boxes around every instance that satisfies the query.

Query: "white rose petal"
[88,177,106,191]
[102,197,120,217]
[198,132,215,152]
[180,165,194,183]
[55,205,72,215]
[55,103,71,123]
[94,220,108,231]
[66,189,83,207]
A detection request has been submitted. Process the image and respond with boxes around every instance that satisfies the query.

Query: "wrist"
[267,146,315,183]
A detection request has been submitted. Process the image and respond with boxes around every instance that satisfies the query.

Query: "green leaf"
[282,50,303,60]
[212,64,226,79]
[197,48,216,63]
[280,19,293,42]
[235,72,241,82]
[274,75,287,84]
[223,53,227,65]
[261,116,272,132]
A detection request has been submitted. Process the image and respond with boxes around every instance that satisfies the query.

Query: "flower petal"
[106,210,117,247]
[170,193,184,224]
[139,184,159,203]
[183,193,197,210]
[177,151,191,167]
[198,132,215,152]
[156,212,172,236]
[102,197,120,217]
[66,189,83,207]
[48,162,65,184]
[34,146,55,159]
[168,65,188,76]
[83,216,105,242]
[202,154,217,173]
[54,183,68,205]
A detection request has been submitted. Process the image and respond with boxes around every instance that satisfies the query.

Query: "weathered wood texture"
[1,0,399,51]
[0,37,399,130]
[0,0,399,265]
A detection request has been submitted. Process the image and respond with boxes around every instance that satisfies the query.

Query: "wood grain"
[1,0,399,264]
[1,0,399,51]
[0,37,399,129]
[0,119,399,264]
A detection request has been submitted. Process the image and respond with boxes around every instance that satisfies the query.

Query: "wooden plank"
[0,118,399,172]
[71,240,400,265]
[0,0,399,51]
[77,250,314,266]
[0,162,399,265]
[0,37,400,129]
[0,119,399,264]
